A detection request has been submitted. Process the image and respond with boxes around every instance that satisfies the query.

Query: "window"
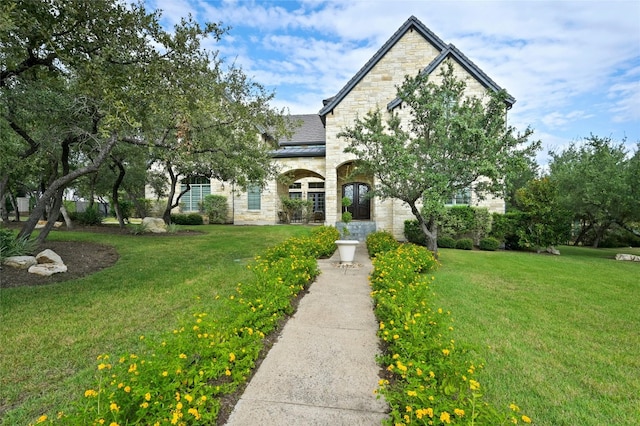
[308,182,325,189]
[289,183,302,189]
[446,188,471,206]
[248,185,261,210]
[180,177,211,212]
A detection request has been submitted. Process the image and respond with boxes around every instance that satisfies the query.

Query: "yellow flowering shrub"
[49,228,336,425]
[368,233,531,425]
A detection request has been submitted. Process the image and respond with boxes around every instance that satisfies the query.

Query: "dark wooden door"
[342,183,371,220]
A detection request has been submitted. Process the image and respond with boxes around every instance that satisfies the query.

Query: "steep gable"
[320,16,514,118]
[319,16,447,118]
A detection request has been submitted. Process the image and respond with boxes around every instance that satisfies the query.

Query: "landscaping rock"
[28,263,68,276]
[546,246,561,255]
[615,253,640,262]
[35,220,63,229]
[3,256,37,269]
[142,217,167,233]
[36,249,64,265]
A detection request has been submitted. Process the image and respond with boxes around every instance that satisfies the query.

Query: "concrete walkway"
[225,247,388,425]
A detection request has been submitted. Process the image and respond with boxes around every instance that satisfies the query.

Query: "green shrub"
[0,228,36,260]
[201,195,228,224]
[479,237,500,251]
[77,205,103,225]
[370,243,529,425]
[404,220,427,246]
[57,228,326,425]
[170,213,204,225]
[366,231,400,258]
[436,235,456,248]
[455,238,473,250]
[109,199,134,221]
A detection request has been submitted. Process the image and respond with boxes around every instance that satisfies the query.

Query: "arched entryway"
[342,182,371,220]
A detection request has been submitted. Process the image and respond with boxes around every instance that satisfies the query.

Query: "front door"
[342,183,371,220]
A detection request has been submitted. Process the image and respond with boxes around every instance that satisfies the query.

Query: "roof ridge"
[319,16,447,117]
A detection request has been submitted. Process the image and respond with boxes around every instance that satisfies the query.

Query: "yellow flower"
[454,408,465,417]
[229,352,236,362]
[145,392,151,401]
[469,379,480,390]
[440,411,451,424]
[84,389,98,397]
[35,415,48,423]
[225,369,232,376]
[509,403,520,412]
[407,390,417,397]
[128,363,137,373]
[188,408,201,420]
[185,394,193,403]
[522,415,532,423]
[140,402,149,409]
[406,405,412,412]
[179,353,187,359]
[124,386,131,393]
[109,423,119,426]
[109,402,119,412]
[162,371,168,377]
[176,402,183,410]
[442,349,450,356]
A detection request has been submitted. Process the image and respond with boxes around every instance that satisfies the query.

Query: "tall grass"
[0,225,310,425]
[432,246,640,426]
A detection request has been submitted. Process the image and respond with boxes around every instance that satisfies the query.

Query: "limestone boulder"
[615,253,640,262]
[546,246,561,255]
[3,256,37,269]
[142,217,167,233]
[36,249,64,265]
[28,263,68,276]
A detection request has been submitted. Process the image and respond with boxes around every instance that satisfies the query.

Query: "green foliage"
[340,211,352,224]
[479,237,500,251]
[76,206,103,226]
[404,220,427,246]
[201,195,228,224]
[55,229,329,424]
[170,213,204,225]
[455,238,474,250]
[280,197,314,224]
[340,60,540,252]
[549,136,639,247]
[366,231,400,258]
[515,178,571,250]
[109,199,134,221]
[0,227,36,260]
[436,236,456,248]
[128,222,149,235]
[369,243,529,425]
[439,206,491,244]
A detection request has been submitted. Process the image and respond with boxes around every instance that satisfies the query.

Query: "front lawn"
[432,246,640,426]
[0,225,311,425]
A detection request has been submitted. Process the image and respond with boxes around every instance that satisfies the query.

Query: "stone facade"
[154,16,511,241]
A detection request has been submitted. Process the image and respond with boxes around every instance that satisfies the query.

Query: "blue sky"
[147,0,640,165]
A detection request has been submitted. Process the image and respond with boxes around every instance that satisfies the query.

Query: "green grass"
[0,224,311,425]
[432,245,640,426]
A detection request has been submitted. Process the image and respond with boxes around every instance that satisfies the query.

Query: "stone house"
[165,16,513,240]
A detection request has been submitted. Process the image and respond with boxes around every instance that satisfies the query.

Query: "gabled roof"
[278,114,326,146]
[387,44,516,110]
[272,114,326,158]
[319,15,514,117]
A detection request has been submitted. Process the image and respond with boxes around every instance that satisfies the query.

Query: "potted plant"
[335,197,358,263]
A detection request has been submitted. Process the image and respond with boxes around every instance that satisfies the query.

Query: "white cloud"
[153,0,640,150]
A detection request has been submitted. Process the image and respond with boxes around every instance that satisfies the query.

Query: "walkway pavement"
[225,247,388,425]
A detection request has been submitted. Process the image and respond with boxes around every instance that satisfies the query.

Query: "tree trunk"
[18,135,119,240]
[60,204,73,229]
[0,174,9,222]
[573,221,592,246]
[36,189,64,244]
[161,163,190,225]
[407,200,439,256]
[111,158,127,228]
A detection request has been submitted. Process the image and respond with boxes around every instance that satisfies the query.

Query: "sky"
[147,0,640,166]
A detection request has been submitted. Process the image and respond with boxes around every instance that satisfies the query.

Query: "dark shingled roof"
[319,15,514,117]
[279,114,326,146]
[272,114,326,158]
